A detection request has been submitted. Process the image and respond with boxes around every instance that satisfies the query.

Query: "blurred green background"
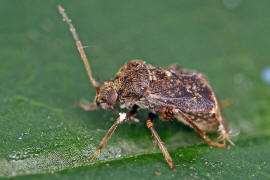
[1,0,270,179]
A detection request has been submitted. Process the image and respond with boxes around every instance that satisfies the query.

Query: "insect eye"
[106,89,117,106]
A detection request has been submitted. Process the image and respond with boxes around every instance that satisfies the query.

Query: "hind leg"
[177,110,228,148]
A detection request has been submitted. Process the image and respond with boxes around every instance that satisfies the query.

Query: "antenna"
[58,5,99,91]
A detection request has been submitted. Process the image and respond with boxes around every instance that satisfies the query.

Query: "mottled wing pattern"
[148,65,216,113]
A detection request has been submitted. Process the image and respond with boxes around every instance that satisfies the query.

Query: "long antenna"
[58,5,99,90]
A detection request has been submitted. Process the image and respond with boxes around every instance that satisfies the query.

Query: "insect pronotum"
[58,5,234,169]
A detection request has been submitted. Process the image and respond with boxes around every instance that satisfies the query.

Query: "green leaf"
[1,0,270,179]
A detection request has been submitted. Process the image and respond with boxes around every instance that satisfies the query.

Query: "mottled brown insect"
[58,5,234,169]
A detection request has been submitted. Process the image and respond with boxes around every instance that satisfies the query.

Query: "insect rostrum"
[58,5,234,170]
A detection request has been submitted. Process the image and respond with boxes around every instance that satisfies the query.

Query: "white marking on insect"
[118,112,127,123]
[165,71,172,77]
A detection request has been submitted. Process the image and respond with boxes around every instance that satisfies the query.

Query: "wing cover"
[148,66,216,113]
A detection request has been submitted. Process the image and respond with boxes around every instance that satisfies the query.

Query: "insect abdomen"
[174,111,219,132]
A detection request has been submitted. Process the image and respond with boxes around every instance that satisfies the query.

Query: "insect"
[58,5,234,169]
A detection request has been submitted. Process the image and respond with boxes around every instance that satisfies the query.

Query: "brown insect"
[58,5,234,169]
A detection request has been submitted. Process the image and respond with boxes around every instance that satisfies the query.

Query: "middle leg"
[128,105,140,123]
[146,113,175,169]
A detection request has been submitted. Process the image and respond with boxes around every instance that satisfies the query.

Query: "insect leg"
[178,111,227,148]
[89,108,139,159]
[77,98,98,111]
[220,98,234,108]
[216,100,235,146]
[129,105,140,123]
[89,117,123,160]
[160,107,174,121]
[146,113,175,169]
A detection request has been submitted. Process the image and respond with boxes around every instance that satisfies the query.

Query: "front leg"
[146,113,175,169]
[78,98,98,111]
[89,106,140,159]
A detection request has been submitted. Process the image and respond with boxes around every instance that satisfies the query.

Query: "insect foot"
[217,133,235,147]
